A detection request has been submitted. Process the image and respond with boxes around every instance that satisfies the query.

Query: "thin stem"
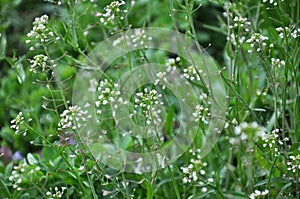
[25,125,88,197]
[226,1,233,105]
[267,155,278,199]
[167,166,181,199]
[41,42,69,110]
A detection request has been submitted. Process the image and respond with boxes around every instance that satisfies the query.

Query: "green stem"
[267,155,278,199]
[41,42,69,110]
[167,166,181,199]
[26,125,88,197]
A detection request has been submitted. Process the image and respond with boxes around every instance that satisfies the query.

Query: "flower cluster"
[154,57,179,89]
[26,14,56,44]
[229,16,252,46]
[166,57,180,69]
[246,33,268,53]
[230,16,251,31]
[271,58,285,68]
[260,129,288,156]
[9,161,41,191]
[287,155,300,173]
[97,1,127,28]
[10,112,25,135]
[44,0,62,5]
[9,162,27,191]
[182,65,201,81]
[10,112,31,135]
[57,105,91,131]
[230,122,265,146]
[263,0,284,6]
[192,97,211,124]
[88,78,98,93]
[181,149,213,192]
[249,189,269,199]
[276,25,300,39]
[95,79,123,115]
[28,54,55,73]
[234,16,251,28]
[154,71,168,89]
[113,29,153,48]
[129,29,153,48]
[46,186,67,199]
[134,88,164,125]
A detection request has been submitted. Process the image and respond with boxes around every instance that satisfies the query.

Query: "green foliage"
[0,0,300,198]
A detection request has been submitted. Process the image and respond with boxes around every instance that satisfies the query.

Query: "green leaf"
[254,177,289,187]
[5,162,13,177]
[0,33,7,56]
[225,191,248,199]
[27,153,38,165]
[13,57,26,84]
[187,190,215,199]
[275,183,292,199]
[203,24,227,35]
[164,104,175,136]
[120,135,133,150]
[53,156,64,170]
[0,178,11,198]
[42,146,57,162]
[20,192,30,199]
[142,179,153,199]
[67,171,77,180]
[82,180,91,188]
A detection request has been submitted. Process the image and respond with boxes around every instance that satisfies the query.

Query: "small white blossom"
[287,155,300,173]
[154,57,179,89]
[27,14,54,43]
[10,112,27,135]
[181,148,211,190]
[263,0,285,6]
[230,122,265,146]
[57,105,91,131]
[182,66,201,81]
[28,54,51,73]
[249,189,270,199]
[260,129,287,156]
[276,25,299,39]
[46,186,67,198]
[98,1,126,28]
[95,79,123,113]
[134,88,164,126]
[246,33,268,53]
[271,58,285,68]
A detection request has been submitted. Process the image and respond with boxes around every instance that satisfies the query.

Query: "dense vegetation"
[0,0,299,198]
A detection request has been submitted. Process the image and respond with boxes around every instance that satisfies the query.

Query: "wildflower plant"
[97,0,128,30]
[10,112,28,136]
[0,0,299,198]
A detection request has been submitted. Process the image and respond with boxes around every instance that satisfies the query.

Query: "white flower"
[271,58,285,68]
[250,189,270,198]
[28,54,51,73]
[287,155,300,173]
[26,14,54,43]
[181,167,189,174]
[58,106,91,131]
[97,1,126,27]
[133,88,164,125]
[246,33,269,53]
[182,65,201,81]
[10,112,26,135]
[275,25,299,39]
[78,166,85,171]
